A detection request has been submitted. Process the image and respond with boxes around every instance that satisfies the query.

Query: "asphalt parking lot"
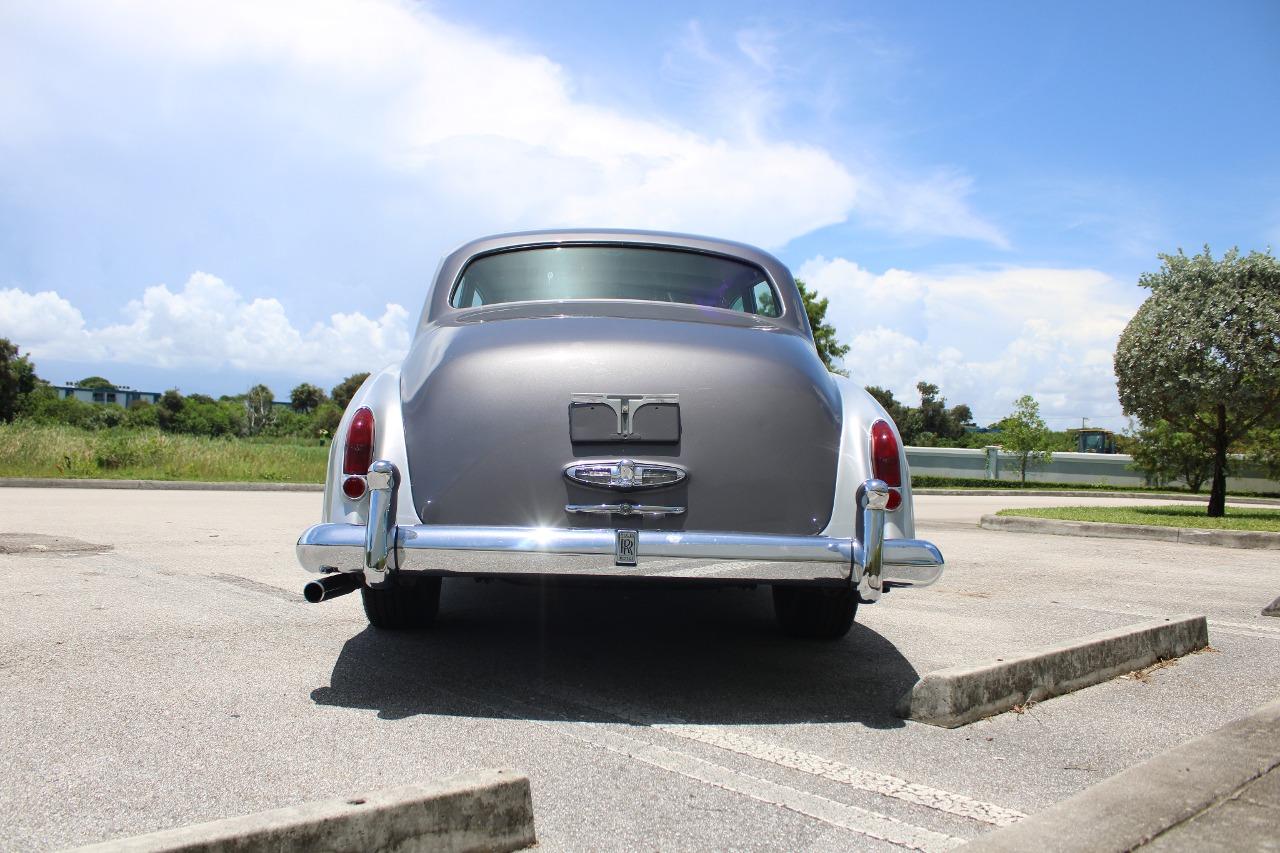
[1,488,1277,851]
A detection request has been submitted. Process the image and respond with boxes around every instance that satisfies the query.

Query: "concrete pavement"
[1,489,1278,850]
[965,698,1280,852]
[1143,764,1280,852]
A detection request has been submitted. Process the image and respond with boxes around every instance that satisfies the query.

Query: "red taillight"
[342,476,367,500]
[870,419,903,510]
[343,407,375,476]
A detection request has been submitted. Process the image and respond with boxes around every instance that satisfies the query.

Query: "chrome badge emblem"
[564,459,687,490]
[615,529,638,566]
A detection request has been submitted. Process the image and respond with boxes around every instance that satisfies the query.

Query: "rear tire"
[772,585,858,640]
[361,577,442,630]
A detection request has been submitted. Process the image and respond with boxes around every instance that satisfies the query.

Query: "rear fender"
[818,375,917,541]
[321,365,417,526]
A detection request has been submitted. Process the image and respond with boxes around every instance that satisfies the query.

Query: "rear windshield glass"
[450,246,782,317]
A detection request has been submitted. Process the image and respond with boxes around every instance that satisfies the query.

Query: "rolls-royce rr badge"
[615,529,638,566]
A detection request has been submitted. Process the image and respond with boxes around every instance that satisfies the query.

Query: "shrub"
[93,430,143,469]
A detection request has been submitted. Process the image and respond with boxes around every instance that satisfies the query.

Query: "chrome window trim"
[446,242,786,320]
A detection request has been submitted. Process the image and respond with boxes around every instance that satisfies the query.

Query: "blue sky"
[1,0,1277,428]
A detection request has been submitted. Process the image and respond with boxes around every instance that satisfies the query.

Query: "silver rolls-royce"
[297,229,944,639]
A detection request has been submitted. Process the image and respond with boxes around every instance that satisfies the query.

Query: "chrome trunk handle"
[565,503,686,518]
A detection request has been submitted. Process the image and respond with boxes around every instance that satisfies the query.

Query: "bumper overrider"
[297,460,944,603]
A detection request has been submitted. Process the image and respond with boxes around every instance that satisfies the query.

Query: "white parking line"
[658,560,776,578]
[1204,624,1280,641]
[1049,602,1280,641]
[636,558,707,571]
[656,724,1026,827]
[557,725,966,852]
[468,689,969,851]
[530,690,1024,830]
[1208,618,1280,635]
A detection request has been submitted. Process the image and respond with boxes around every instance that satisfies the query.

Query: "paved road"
[1,489,1277,851]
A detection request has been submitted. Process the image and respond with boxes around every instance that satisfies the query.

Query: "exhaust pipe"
[304,572,362,603]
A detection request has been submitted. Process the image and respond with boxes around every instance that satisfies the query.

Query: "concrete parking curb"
[980,513,1280,550]
[896,615,1209,728]
[0,477,323,492]
[962,698,1280,852]
[61,769,535,853]
[917,488,1280,506]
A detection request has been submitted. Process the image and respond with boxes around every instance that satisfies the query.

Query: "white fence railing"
[904,445,1279,493]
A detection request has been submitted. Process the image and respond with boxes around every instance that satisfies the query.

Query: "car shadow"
[311,580,918,729]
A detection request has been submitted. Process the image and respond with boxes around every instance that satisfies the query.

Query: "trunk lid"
[400,307,841,535]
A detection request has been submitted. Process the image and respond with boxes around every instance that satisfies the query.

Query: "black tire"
[772,585,858,640]
[361,576,442,630]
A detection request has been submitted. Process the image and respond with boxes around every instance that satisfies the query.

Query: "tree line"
[4,245,1275,512]
[804,252,1280,506]
[0,347,371,441]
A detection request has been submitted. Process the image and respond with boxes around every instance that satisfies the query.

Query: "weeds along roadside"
[0,422,328,483]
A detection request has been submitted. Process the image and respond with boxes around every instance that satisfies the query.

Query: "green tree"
[1115,248,1280,516]
[75,376,115,389]
[243,384,276,436]
[999,395,1053,483]
[124,402,160,430]
[795,279,849,374]
[311,401,344,438]
[1247,427,1280,481]
[156,389,184,430]
[864,382,973,445]
[331,372,371,409]
[289,382,327,414]
[155,389,242,436]
[0,338,38,422]
[865,385,906,424]
[913,382,973,443]
[1127,418,1214,492]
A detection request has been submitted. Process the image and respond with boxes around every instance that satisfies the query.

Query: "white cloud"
[0,0,865,252]
[853,168,1011,249]
[4,260,1141,426]
[660,20,1008,247]
[798,256,1143,427]
[0,0,1013,255]
[0,274,410,380]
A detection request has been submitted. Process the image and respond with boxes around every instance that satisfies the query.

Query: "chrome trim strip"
[297,523,942,586]
[565,503,686,518]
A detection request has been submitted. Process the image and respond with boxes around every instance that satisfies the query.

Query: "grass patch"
[995,505,1280,533]
[913,475,1278,499]
[0,423,328,483]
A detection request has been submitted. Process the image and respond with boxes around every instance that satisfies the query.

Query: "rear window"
[450,246,781,317]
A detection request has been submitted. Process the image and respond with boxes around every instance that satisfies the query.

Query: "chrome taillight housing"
[869,419,903,510]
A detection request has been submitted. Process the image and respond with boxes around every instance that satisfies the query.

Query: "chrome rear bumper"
[297,461,944,602]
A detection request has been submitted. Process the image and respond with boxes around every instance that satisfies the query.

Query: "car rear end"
[297,231,944,636]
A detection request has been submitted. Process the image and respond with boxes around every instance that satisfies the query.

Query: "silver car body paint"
[319,229,914,542]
